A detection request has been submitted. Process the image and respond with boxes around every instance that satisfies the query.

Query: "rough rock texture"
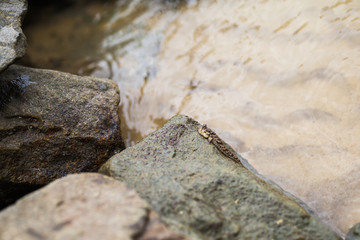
[347,223,360,240]
[0,65,124,207]
[140,211,193,240]
[100,115,341,240]
[0,0,27,73]
[0,173,192,240]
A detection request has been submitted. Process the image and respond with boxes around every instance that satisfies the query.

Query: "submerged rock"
[347,223,360,240]
[100,115,341,239]
[0,0,27,73]
[0,65,124,208]
[0,173,192,240]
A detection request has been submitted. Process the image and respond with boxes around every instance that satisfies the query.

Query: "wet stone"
[100,115,341,240]
[0,65,124,208]
[0,0,27,73]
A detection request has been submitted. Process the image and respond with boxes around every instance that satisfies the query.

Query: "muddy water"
[23,0,360,236]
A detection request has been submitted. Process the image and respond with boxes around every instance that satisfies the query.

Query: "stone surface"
[140,211,193,240]
[0,0,27,73]
[347,223,360,240]
[0,72,24,109]
[0,65,124,207]
[0,173,192,240]
[100,115,341,240]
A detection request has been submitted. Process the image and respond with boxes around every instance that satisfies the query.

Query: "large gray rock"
[347,223,360,240]
[0,65,124,207]
[0,0,27,73]
[100,115,341,240]
[0,173,192,240]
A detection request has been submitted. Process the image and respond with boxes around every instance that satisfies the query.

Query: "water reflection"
[22,0,360,237]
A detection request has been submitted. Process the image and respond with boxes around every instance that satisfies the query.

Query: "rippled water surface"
[23,0,360,236]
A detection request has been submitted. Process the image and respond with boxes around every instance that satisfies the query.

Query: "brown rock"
[0,65,124,207]
[0,173,192,240]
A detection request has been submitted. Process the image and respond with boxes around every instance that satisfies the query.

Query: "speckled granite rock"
[0,0,27,73]
[100,115,341,240]
[0,173,192,240]
[347,223,360,240]
[0,65,124,208]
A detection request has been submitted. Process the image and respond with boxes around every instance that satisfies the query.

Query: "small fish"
[198,124,244,167]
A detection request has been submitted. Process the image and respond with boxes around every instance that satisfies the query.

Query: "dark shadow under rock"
[0,181,42,209]
[100,115,341,240]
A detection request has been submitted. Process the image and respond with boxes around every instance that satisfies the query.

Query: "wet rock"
[100,115,341,240]
[0,173,191,240]
[346,223,360,240]
[0,65,124,207]
[0,0,27,73]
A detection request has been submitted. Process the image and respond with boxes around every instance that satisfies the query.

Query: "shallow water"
[23,0,360,236]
